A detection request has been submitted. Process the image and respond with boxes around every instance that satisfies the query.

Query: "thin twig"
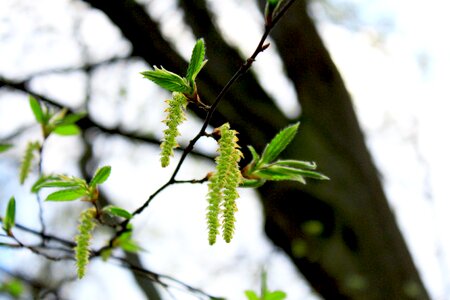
[131,0,297,218]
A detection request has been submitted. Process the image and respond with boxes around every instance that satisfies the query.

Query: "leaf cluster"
[141,39,207,98]
[241,123,329,187]
[29,96,84,138]
[32,166,111,202]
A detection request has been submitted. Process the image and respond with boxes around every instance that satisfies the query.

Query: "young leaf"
[2,197,16,233]
[259,123,299,166]
[103,205,132,219]
[240,178,266,188]
[89,166,111,187]
[141,67,191,93]
[244,291,259,300]
[253,165,306,184]
[29,95,44,124]
[46,188,87,202]
[56,112,86,126]
[53,124,80,136]
[186,38,207,82]
[266,291,287,300]
[275,159,317,170]
[19,141,40,184]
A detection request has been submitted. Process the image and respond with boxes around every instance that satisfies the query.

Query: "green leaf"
[0,144,13,153]
[248,145,260,164]
[34,180,81,190]
[254,166,306,184]
[119,239,143,253]
[0,279,24,298]
[240,178,266,188]
[46,188,87,202]
[266,291,287,300]
[103,205,132,219]
[141,67,191,93]
[89,166,111,187]
[56,112,86,126]
[244,291,259,300]
[29,95,44,124]
[259,123,299,166]
[2,196,16,233]
[53,124,80,136]
[186,38,207,82]
[275,159,317,170]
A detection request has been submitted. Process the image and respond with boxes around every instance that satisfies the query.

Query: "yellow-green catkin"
[206,123,242,244]
[19,141,40,184]
[74,207,97,279]
[160,92,188,167]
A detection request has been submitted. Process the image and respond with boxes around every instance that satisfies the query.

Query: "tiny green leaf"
[247,145,260,164]
[186,38,207,82]
[266,291,287,300]
[89,166,111,187]
[0,279,24,298]
[34,180,81,190]
[244,291,259,300]
[141,67,191,93]
[3,196,16,233]
[0,144,13,153]
[253,165,306,184]
[240,178,266,188]
[274,159,317,170]
[119,239,143,253]
[259,123,299,166]
[56,112,86,126]
[103,205,132,219]
[46,188,87,202]
[53,124,80,136]
[29,95,44,124]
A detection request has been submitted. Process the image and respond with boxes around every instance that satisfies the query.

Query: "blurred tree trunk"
[82,0,429,298]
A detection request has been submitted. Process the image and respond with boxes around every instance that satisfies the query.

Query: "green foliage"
[29,95,45,124]
[241,123,328,185]
[160,92,188,167]
[186,38,207,84]
[74,207,97,279]
[141,67,191,94]
[19,141,40,184]
[46,188,88,202]
[0,144,13,153]
[259,122,299,166]
[28,95,83,137]
[2,197,16,234]
[245,271,287,300]
[141,38,207,97]
[113,225,142,253]
[207,123,242,245]
[33,166,111,202]
[102,205,132,220]
[264,0,282,25]
[89,165,111,187]
[0,279,24,299]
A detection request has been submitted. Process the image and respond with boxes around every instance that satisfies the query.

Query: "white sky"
[1,0,450,299]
